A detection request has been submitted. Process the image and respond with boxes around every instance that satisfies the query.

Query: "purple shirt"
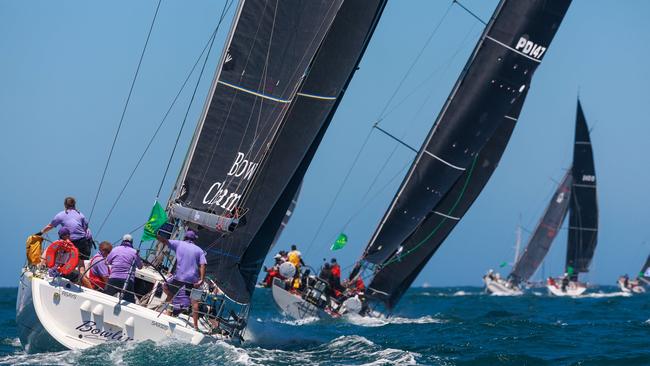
[89,253,109,277]
[168,240,207,283]
[50,209,88,241]
[106,243,142,280]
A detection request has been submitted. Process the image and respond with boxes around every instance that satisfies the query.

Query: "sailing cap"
[331,258,337,263]
[122,234,133,243]
[184,230,198,241]
[58,227,70,239]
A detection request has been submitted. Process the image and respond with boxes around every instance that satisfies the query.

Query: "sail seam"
[296,92,337,101]
[433,211,460,220]
[485,36,541,63]
[217,80,292,103]
[423,150,465,171]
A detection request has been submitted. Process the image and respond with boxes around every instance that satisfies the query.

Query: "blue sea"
[1,286,650,365]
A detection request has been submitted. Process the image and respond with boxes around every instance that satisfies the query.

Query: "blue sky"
[1,0,648,287]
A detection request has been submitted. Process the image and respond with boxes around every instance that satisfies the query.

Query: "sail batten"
[362,0,573,309]
[362,0,573,265]
[566,100,598,275]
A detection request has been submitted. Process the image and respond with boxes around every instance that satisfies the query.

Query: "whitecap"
[346,314,445,327]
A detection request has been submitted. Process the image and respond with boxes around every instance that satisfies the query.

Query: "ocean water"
[2,286,650,365]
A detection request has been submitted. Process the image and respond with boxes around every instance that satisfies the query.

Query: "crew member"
[157,230,207,330]
[40,197,93,267]
[87,241,112,290]
[104,234,143,303]
[288,245,305,269]
[330,258,344,296]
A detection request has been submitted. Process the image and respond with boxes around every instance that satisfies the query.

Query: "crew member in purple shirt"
[104,234,143,303]
[156,230,206,330]
[39,197,93,266]
[87,241,112,290]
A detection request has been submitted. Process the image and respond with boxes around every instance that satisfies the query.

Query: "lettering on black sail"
[171,0,389,304]
[170,0,345,304]
[362,0,574,265]
[508,170,572,285]
[566,99,598,278]
[236,0,389,298]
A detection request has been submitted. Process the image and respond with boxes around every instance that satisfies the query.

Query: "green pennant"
[141,201,168,241]
[499,261,508,268]
[567,265,574,276]
[331,233,348,251]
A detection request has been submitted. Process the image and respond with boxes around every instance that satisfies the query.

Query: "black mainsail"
[508,171,572,284]
[566,100,598,278]
[362,0,573,265]
[171,0,387,304]
[366,95,528,308]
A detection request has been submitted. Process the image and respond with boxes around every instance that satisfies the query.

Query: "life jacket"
[45,240,79,275]
[288,251,301,267]
[331,264,341,279]
[25,235,43,265]
[88,254,108,290]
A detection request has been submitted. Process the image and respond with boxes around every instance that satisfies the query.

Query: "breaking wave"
[345,314,444,327]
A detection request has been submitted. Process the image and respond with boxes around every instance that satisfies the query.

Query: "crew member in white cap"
[104,234,143,303]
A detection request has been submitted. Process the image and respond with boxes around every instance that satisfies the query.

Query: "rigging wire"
[94,10,232,237]
[156,19,221,199]
[88,0,162,224]
[305,1,456,252]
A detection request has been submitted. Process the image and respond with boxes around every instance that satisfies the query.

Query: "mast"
[508,171,572,284]
[362,0,573,265]
[513,224,522,264]
[566,99,598,279]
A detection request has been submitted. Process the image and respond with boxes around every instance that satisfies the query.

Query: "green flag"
[141,201,168,241]
[331,233,348,251]
[499,261,508,268]
[567,265,574,276]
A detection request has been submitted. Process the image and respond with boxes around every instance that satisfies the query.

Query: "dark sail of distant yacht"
[357,0,573,311]
[565,100,599,279]
[508,171,572,285]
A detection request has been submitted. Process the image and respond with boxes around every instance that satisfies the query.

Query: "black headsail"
[235,0,388,299]
[566,100,598,278]
[508,171,572,285]
[170,0,344,303]
[172,0,388,303]
[362,0,573,265]
[366,94,528,309]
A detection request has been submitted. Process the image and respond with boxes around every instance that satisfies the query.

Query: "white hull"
[546,281,587,296]
[271,279,329,320]
[16,269,65,353]
[483,276,523,296]
[16,269,234,353]
[617,279,645,294]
